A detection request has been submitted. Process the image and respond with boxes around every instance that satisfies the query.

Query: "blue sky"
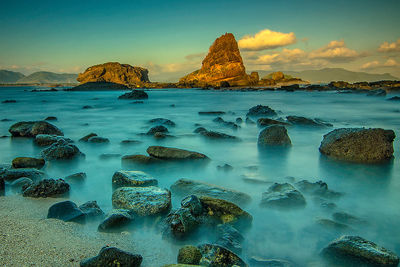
[0,0,399,81]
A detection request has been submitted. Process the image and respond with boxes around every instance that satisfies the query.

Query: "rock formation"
[77,62,150,86]
[179,33,256,87]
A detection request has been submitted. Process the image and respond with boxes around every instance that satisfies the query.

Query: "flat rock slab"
[112,170,158,188]
[171,178,251,206]
[112,186,171,216]
[147,146,208,160]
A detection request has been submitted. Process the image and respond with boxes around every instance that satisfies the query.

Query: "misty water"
[1,86,400,266]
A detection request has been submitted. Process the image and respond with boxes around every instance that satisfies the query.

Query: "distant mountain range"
[0,70,78,84]
[255,68,399,83]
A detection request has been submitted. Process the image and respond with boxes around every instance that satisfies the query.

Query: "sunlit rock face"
[179,33,255,87]
[77,62,150,86]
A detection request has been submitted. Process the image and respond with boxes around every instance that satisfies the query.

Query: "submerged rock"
[12,157,45,169]
[366,89,386,96]
[249,257,294,267]
[295,180,342,199]
[80,246,143,267]
[41,139,84,160]
[257,118,290,127]
[122,154,163,165]
[216,224,244,254]
[65,172,86,183]
[147,146,208,160]
[164,207,200,239]
[35,134,73,147]
[198,111,226,115]
[147,125,169,135]
[316,218,351,231]
[247,105,277,117]
[112,186,171,216]
[47,201,85,223]
[170,178,251,205]
[79,133,97,142]
[87,136,109,143]
[79,200,104,219]
[319,128,395,163]
[9,121,63,137]
[198,243,248,267]
[321,235,399,267]
[260,183,306,209]
[98,209,134,232]
[258,125,291,146]
[148,118,176,127]
[332,211,366,225]
[178,245,202,265]
[286,116,332,127]
[10,177,33,192]
[112,170,158,189]
[0,168,45,181]
[22,178,70,198]
[118,90,148,100]
[195,127,238,140]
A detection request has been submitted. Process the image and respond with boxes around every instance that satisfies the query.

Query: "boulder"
[164,207,200,239]
[286,116,332,127]
[216,224,244,254]
[80,246,142,267]
[258,125,291,146]
[65,172,86,183]
[41,139,84,160]
[319,128,395,163]
[112,186,171,216]
[147,146,208,160]
[148,118,176,127]
[147,125,169,135]
[35,134,73,147]
[10,177,33,192]
[12,157,45,169]
[321,235,399,266]
[332,212,366,225]
[316,218,351,231]
[198,111,226,115]
[194,127,238,140]
[9,121,63,137]
[22,178,70,198]
[79,201,104,219]
[179,33,251,87]
[198,243,248,267]
[257,118,290,127]
[122,154,163,165]
[118,90,148,100]
[44,116,57,121]
[170,178,251,205]
[178,245,202,265]
[0,168,45,181]
[87,136,109,143]
[98,209,134,232]
[112,170,158,189]
[295,180,342,199]
[79,133,97,142]
[47,201,85,223]
[260,183,306,209]
[247,105,277,117]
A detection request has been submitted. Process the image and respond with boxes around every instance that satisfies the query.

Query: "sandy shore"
[0,195,176,266]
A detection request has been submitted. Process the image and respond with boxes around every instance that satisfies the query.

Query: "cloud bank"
[378,38,400,52]
[238,29,296,51]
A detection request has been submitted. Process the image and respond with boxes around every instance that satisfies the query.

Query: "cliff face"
[179,33,255,87]
[77,62,150,86]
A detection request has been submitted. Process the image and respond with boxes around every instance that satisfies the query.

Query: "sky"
[0,0,399,81]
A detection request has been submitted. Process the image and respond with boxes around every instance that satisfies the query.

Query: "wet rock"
[321,235,399,266]
[319,128,395,163]
[295,180,342,199]
[79,200,104,219]
[387,96,400,101]
[87,136,109,143]
[9,121,63,137]
[199,196,252,225]
[120,139,142,145]
[195,127,238,140]
[332,212,366,225]
[1,118,12,122]
[22,178,70,198]
[0,168,45,181]
[178,245,202,265]
[112,186,171,216]
[122,154,163,165]
[35,134,73,147]
[98,209,134,232]
[79,133,97,142]
[181,195,203,216]
[164,207,200,239]
[247,105,277,117]
[198,111,226,115]
[147,125,169,135]
[198,243,248,267]
[249,256,294,267]
[236,117,243,123]
[171,178,251,205]
[41,139,84,160]
[65,172,86,183]
[80,246,142,267]
[148,118,176,127]
[2,99,16,103]
[367,89,386,96]
[118,90,148,100]
[112,170,158,189]
[10,177,33,192]
[12,157,45,169]
[47,200,86,223]
[258,125,291,146]
[316,218,351,231]
[245,117,255,124]
[216,224,244,254]
[257,118,290,127]
[44,116,57,121]
[212,117,240,130]
[286,116,332,127]
[147,146,208,160]
[0,178,4,196]
[217,164,233,171]
[260,183,306,209]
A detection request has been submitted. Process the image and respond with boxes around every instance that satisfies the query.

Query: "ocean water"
[1,86,399,266]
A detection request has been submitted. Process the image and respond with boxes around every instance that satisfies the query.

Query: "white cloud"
[378,39,400,52]
[238,29,297,51]
[309,40,363,62]
[361,58,399,70]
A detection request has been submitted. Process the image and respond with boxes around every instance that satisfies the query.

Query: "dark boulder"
[9,121,63,137]
[87,136,109,143]
[112,170,158,189]
[246,105,277,117]
[35,134,73,147]
[148,118,176,127]
[147,125,169,135]
[80,246,142,267]
[177,245,202,265]
[122,154,163,165]
[260,183,306,209]
[198,243,247,267]
[79,200,104,219]
[22,178,70,198]
[195,128,238,140]
[12,157,45,169]
[0,178,4,196]
[79,133,97,142]
[118,90,148,100]
[286,116,332,127]
[98,209,134,232]
[0,168,45,181]
[47,201,86,223]
[258,125,291,146]
[41,139,84,160]
[319,128,395,163]
[147,146,208,160]
[257,118,290,127]
[65,172,86,183]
